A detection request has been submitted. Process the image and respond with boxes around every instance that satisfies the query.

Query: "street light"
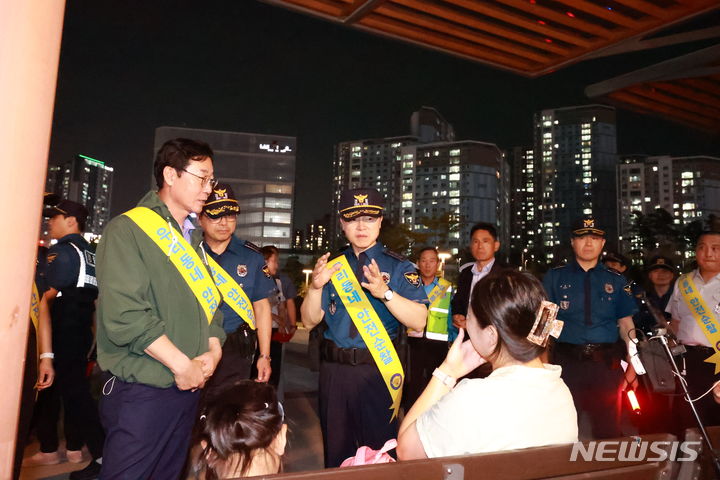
[302,268,312,287]
[438,252,451,277]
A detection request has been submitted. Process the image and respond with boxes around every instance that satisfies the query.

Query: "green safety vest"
[409,277,453,341]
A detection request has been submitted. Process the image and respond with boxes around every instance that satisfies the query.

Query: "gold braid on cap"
[205,204,240,216]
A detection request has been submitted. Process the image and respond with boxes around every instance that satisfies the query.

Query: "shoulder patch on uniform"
[624,284,633,295]
[243,241,262,254]
[262,264,272,278]
[384,249,406,261]
[47,253,58,264]
[404,271,421,288]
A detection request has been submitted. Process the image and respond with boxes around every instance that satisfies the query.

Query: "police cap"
[203,183,240,219]
[338,188,384,220]
[646,255,676,273]
[572,217,605,237]
[43,199,88,224]
[603,251,629,267]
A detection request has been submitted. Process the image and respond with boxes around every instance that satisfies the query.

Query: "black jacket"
[450,260,515,317]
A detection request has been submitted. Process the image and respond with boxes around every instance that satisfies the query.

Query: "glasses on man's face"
[182,168,218,188]
[204,214,236,224]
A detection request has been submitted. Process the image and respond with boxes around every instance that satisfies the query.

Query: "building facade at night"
[331,107,508,255]
[45,154,114,236]
[531,105,618,261]
[154,127,296,249]
[618,154,720,254]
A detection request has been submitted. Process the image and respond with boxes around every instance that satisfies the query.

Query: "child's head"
[192,381,287,479]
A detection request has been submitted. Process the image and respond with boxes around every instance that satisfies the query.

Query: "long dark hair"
[470,271,547,363]
[191,381,284,479]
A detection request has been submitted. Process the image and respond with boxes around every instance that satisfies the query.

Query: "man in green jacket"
[96,138,225,480]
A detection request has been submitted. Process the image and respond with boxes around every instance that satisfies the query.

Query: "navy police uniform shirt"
[45,234,98,355]
[46,234,98,294]
[543,259,637,344]
[322,243,428,349]
[204,236,275,334]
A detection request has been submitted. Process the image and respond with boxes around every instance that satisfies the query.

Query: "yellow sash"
[678,273,720,373]
[206,256,256,329]
[124,207,220,325]
[30,281,40,331]
[427,280,451,307]
[329,255,404,420]
[408,279,451,338]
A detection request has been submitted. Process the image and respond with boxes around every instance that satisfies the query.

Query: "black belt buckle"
[349,348,358,366]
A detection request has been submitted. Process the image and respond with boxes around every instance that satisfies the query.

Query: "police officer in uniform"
[543,218,636,440]
[29,200,104,479]
[403,247,456,410]
[199,183,274,397]
[301,188,428,467]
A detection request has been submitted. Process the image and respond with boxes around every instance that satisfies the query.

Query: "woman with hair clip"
[397,271,578,459]
[190,381,287,479]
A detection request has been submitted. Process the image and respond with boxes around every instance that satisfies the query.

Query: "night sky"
[48,0,720,228]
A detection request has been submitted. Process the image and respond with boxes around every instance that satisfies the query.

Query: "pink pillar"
[0,0,66,472]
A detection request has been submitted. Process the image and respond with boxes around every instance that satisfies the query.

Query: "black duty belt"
[555,342,618,362]
[321,338,402,366]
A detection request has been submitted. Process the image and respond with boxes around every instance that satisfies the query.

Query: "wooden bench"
[239,433,676,480]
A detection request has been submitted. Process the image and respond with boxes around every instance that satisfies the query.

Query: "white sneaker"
[22,450,63,466]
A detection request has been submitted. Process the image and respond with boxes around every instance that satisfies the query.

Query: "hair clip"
[199,414,207,421]
[264,402,269,409]
[527,301,563,347]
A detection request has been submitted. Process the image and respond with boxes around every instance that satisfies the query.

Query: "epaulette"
[607,268,624,277]
[383,249,406,261]
[243,240,262,254]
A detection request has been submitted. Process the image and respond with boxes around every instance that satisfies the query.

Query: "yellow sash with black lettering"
[427,280,450,306]
[206,256,256,329]
[329,255,404,420]
[30,281,40,331]
[124,207,220,324]
[678,273,720,373]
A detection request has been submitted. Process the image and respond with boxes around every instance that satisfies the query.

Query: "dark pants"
[319,361,397,468]
[99,376,199,480]
[554,343,623,440]
[13,328,37,480]
[203,328,256,401]
[402,336,448,410]
[675,346,720,436]
[35,355,104,458]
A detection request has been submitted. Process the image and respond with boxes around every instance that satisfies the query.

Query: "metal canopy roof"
[263,0,720,132]
[262,0,719,77]
[586,44,720,132]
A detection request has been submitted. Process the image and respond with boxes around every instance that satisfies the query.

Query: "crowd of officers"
[15,136,720,479]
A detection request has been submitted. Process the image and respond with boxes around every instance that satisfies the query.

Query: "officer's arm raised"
[300,253,339,328]
[362,259,427,331]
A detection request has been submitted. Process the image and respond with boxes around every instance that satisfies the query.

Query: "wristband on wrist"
[259,354,271,361]
[39,352,55,360]
[432,368,456,389]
